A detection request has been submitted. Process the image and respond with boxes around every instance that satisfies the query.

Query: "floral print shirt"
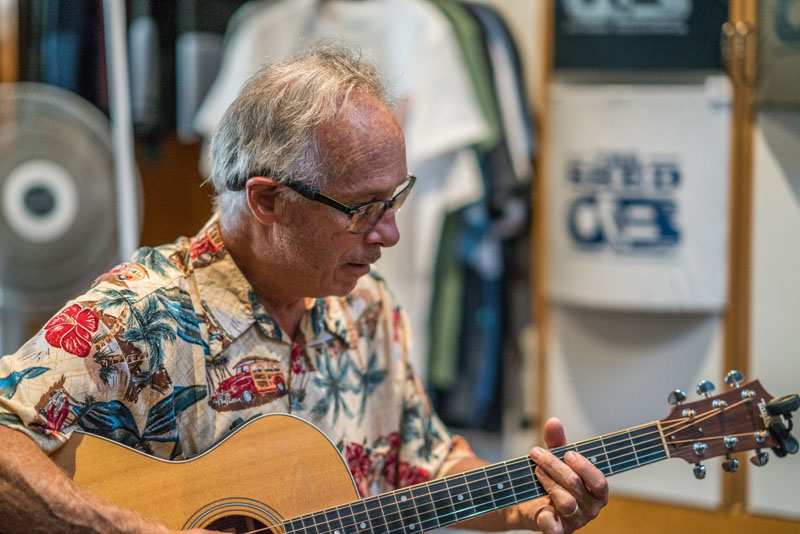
[0,215,473,497]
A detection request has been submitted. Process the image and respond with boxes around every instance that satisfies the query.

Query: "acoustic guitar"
[52,372,798,533]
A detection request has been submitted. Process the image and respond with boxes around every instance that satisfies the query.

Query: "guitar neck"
[283,422,668,534]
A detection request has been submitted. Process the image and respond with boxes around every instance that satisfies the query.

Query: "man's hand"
[514,417,608,534]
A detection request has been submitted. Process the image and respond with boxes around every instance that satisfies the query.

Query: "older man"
[0,46,606,534]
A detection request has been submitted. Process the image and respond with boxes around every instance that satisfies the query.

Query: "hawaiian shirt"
[0,215,474,497]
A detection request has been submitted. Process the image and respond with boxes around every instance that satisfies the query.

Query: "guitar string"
[276,428,672,534]
[276,428,666,532]
[662,397,753,440]
[243,404,749,534]
[275,409,744,534]
[240,450,669,534]
[254,432,671,534]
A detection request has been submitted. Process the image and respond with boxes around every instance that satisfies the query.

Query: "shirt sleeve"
[0,293,143,455]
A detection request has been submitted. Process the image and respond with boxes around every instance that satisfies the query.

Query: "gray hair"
[208,44,391,230]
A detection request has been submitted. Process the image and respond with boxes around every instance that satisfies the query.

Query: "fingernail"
[564,451,575,461]
[531,447,544,460]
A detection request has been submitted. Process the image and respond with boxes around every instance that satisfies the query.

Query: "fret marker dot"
[360,523,367,530]
[590,456,598,464]
[335,530,340,534]
[400,495,407,502]
[409,524,416,530]
[457,494,464,501]
[497,483,504,490]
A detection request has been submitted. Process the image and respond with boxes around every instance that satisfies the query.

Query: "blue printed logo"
[566,152,681,254]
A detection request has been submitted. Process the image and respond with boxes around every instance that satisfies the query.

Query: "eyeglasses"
[283,175,416,234]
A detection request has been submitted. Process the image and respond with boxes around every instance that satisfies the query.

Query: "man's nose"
[366,209,400,247]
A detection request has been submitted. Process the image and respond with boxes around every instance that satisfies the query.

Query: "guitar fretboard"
[282,423,667,534]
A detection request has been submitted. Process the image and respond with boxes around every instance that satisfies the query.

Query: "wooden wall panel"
[135,137,214,246]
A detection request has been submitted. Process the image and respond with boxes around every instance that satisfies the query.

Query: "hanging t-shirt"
[194,0,489,374]
[547,80,731,311]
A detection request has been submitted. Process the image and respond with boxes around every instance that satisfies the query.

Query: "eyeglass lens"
[347,179,413,233]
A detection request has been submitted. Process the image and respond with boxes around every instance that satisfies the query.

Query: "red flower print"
[43,303,99,357]
[382,432,402,487]
[345,442,373,497]
[398,463,431,487]
[290,342,306,375]
[392,308,402,342]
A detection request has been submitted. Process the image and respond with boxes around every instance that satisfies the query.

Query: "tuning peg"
[696,380,716,398]
[693,463,706,480]
[722,456,740,473]
[725,370,744,388]
[668,389,687,406]
[750,450,769,467]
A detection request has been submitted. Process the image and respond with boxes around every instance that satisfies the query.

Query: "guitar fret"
[485,464,515,508]
[626,431,641,466]
[411,485,439,531]
[339,503,358,534]
[378,493,404,534]
[577,439,611,475]
[325,508,344,534]
[444,474,471,522]
[396,489,419,533]
[302,514,318,534]
[366,496,388,534]
[465,470,494,515]
[350,501,370,533]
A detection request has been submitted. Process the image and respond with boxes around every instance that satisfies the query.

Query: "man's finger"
[543,417,567,448]
[535,466,581,519]
[564,451,609,504]
[535,506,565,534]
[531,448,591,504]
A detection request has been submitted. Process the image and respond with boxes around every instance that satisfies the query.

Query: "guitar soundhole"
[205,515,272,533]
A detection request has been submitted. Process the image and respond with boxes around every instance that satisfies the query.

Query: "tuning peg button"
[722,457,740,473]
[697,380,716,398]
[668,389,687,406]
[750,450,769,467]
[725,369,744,388]
[693,463,706,480]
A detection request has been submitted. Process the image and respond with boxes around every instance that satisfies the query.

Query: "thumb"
[543,417,567,448]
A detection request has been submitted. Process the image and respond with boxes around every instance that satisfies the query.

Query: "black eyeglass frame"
[283,174,416,232]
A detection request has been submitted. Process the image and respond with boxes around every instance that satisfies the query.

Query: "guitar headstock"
[659,371,798,478]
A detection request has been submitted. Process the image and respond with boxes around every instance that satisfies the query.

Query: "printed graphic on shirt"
[208,356,287,412]
[189,222,225,269]
[132,246,178,277]
[42,303,100,358]
[0,366,49,399]
[93,262,150,289]
[340,431,431,497]
[33,376,78,435]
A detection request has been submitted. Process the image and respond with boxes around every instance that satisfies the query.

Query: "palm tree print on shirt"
[353,351,387,422]
[73,384,207,459]
[124,295,177,383]
[132,247,174,276]
[311,350,354,423]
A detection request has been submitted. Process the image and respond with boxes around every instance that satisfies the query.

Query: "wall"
[747,110,800,520]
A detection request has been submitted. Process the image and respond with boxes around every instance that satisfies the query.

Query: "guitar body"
[52,413,359,531]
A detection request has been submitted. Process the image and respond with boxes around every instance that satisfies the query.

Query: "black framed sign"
[554,0,728,70]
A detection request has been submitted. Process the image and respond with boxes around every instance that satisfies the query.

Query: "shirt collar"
[190,215,353,353]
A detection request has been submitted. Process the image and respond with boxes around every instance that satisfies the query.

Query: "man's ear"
[246,177,283,225]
